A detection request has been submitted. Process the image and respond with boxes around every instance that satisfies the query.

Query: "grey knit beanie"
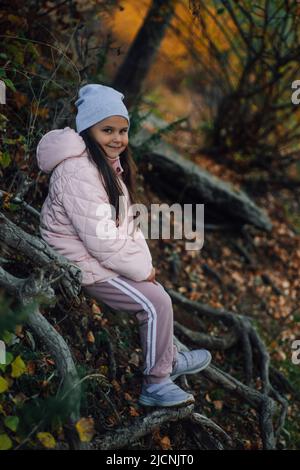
[75,84,130,134]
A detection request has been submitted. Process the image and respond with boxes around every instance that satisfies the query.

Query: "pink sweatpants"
[82,276,179,384]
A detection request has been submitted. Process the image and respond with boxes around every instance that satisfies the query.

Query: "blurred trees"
[189,0,300,178]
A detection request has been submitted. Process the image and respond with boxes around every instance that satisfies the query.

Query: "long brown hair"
[80,128,138,224]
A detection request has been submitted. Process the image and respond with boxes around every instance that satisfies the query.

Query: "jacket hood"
[36,127,87,174]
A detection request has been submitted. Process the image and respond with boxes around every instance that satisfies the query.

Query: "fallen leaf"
[213,400,223,411]
[123,391,131,400]
[205,393,212,402]
[87,331,95,343]
[111,379,121,392]
[4,416,19,432]
[99,365,108,376]
[0,433,12,450]
[153,430,172,450]
[129,406,139,417]
[11,355,27,378]
[243,439,252,450]
[12,392,27,405]
[92,303,102,315]
[45,358,55,366]
[0,377,9,393]
[178,287,187,293]
[160,435,172,450]
[76,417,95,442]
[27,360,36,375]
[37,432,56,449]
[15,325,23,337]
[189,291,201,301]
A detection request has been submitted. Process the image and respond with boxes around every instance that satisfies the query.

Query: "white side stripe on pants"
[107,277,157,375]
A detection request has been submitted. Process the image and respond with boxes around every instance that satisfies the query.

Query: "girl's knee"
[136,283,173,318]
[162,290,172,311]
[150,286,173,313]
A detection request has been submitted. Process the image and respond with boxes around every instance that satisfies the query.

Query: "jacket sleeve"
[61,169,153,282]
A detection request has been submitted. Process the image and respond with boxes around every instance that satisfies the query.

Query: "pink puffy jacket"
[36,127,153,286]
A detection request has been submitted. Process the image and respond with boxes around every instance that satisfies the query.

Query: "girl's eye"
[103,129,128,133]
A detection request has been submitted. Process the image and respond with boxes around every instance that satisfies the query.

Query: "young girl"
[36,83,212,407]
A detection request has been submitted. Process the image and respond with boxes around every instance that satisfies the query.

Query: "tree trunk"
[112,0,176,107]
[130,118,272,231]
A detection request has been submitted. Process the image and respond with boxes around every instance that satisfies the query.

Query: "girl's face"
[89,115,129,158]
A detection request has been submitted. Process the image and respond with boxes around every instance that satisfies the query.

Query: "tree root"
[174,320,238,350]
[169,291,290,449]
[93,404,229,450]
[0,212,82,303]
[188,412,233,448]
[93,385,233,450]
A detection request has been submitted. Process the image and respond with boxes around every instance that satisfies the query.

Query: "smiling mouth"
[108,145,122,148]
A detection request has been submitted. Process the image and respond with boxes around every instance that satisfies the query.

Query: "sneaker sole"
[138,395,195,407]
[170,352,212,381]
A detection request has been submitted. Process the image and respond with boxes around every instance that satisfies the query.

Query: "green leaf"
[27,43,39,60]
[0,376,9,393]
[0,151,11,169]
[0,434,13,450]
[3,137,18,145]
[1,331,13,345]
[4,416,19,432]
[5,352,13,365]
[3,78,16,92]
[11,355,26,378]
[0,352,14,372]
[8,203,20,212]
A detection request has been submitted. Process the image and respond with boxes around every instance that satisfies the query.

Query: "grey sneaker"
[170,349,212,381]
[138,379,195,407]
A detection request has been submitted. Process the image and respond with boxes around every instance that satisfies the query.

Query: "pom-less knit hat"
[75,84,130,134]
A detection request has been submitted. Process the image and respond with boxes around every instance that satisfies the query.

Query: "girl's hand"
[146,267,156,283]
